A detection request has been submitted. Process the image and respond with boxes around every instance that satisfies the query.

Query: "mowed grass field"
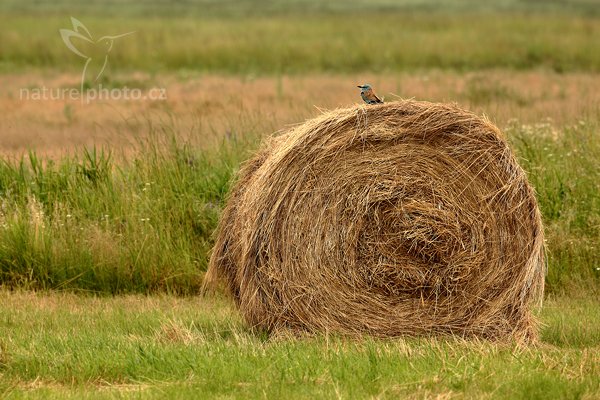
[1,291,599,399]
[1,0,600,398]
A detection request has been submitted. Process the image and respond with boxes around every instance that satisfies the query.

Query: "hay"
[206,100,545,341]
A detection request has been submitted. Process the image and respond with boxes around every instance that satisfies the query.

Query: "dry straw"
[206,100,545,341]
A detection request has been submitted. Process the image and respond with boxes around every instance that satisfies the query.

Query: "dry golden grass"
[207,100,546,341]
[2,70,600,157]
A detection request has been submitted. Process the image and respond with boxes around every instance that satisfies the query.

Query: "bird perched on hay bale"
[357,84,383,104]
[205,100,546,342]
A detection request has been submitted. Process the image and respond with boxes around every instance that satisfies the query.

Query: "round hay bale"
[206,100,545,341]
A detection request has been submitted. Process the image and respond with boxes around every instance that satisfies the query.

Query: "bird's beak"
[107,31,136,40]
[357,85,362,88]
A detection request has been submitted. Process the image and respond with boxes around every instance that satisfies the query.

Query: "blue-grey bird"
[357,84,383,104]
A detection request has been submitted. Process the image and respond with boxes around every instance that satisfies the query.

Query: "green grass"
[2,12,600,74]
[0,291,598,399]
[0,132,257,295]
[3,0,600,17]
[508,120,600,293]
[0,118,598,295]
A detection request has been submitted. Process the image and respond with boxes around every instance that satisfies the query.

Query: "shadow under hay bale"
[206,100,545,341]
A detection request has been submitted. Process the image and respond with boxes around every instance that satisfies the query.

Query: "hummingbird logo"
[60,17,135,94]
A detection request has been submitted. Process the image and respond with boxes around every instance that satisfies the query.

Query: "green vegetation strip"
[1,13,600,74]
[0,134,252,295]
[0,291,598,399]
[0,120,598,295]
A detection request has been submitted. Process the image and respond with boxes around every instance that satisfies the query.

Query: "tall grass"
[0,132,256,294]
[3,0,600,18]
[508,120,600,294]
[2,13,600,74]
[0,119,598,295]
